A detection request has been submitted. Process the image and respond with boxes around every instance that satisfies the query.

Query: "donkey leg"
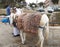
[23,32,26,43]
[44,22,49,40]
[44,22,49,45]
[20,30,25,44]
[38,28,44,47]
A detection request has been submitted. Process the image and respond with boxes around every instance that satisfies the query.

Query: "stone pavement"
[0,22,60,47]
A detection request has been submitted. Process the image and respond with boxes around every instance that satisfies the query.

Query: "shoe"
[13,34,20,37]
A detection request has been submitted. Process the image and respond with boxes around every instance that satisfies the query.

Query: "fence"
[0,9,6,15]
[49,12,60,26]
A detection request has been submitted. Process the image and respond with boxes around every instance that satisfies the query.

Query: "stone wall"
[47,26,60,47]
[0,9,6,15]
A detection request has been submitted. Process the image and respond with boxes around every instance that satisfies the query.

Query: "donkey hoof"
[35,45,37,47]
[29,45,37,47]
[21,42,24,45]
[21,42,26,45]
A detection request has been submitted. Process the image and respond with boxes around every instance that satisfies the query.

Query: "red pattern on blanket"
[17,13,41,34]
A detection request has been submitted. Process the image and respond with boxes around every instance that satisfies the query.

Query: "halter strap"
[38,26,45,29]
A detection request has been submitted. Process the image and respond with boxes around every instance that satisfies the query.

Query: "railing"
[49,12,60,26]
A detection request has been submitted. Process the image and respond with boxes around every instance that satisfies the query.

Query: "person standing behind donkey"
[1,5,11,24]
[6,5,11,24]
[10,7,21,37]
[6,5,11,16]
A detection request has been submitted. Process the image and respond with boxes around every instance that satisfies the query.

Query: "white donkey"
[18,13,49,47]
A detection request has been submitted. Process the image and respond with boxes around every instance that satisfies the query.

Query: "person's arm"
[10,13,14,25]
[0,15,10,18]
[6,15,10,18]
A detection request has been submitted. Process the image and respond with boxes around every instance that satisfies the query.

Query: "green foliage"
[0,0,2,3]
[51,0,59,4]
[0,0,25,8]
[38,2,44,7]
[15,3,20,7]
[29,3,37,8]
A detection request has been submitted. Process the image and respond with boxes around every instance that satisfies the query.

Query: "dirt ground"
[0,21,60,47]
